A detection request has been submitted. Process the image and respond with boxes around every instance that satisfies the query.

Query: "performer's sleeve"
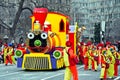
[8,48,13,55]
[118,52,120,59]
[68,48,76,58]
[63,49,69,67]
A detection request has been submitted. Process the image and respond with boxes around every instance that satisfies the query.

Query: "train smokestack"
[33,8,48,30]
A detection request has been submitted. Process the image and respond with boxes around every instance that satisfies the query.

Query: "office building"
[71,0,120,42]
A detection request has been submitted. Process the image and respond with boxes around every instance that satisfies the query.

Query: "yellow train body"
[21,8,70,70]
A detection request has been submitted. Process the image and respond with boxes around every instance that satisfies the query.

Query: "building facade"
[71,0,120,42]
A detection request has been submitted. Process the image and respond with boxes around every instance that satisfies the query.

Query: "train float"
[15,8,80,70]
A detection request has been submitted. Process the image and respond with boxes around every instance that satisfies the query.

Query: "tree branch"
[12,0,25,37]
[22,7,33,14]
[0,24,9,30]
[0,19,10,29]
[30,0,37,7]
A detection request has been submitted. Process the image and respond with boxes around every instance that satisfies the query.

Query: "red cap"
[4,44,8,47]
[97,43,104,48]
[18,44,21,47]
[21,43,26,47]
[116,41,120,43]
[80,42,84,45]
[106,41,111,45]
[86,41,92,46]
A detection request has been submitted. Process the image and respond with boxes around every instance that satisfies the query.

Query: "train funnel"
[33,8,48,29]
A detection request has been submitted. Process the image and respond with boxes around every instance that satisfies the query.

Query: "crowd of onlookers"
[0,51,3,63]
[0,41,26,64]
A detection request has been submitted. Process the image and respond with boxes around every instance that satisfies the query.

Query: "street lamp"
[3,35,8,43]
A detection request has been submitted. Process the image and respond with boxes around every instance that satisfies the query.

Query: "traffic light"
[0,39,2,47]
[101,31,105,42]
[94,23,101,43]
[102,31,105,35]
[19,37,24,44]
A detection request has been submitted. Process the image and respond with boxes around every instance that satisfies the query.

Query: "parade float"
[15,8,80,70]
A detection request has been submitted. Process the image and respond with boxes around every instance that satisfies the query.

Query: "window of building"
[109,0,113,6]
[90,10,92,14]
[97,9,101,13]
[109,14,112,19]
[115,0,120,4]
[58,0,62,4]
[49,0,53,3]
[44,0,47,3]
[100,1,104,6]
[119,13,120,17]
[101,8,104,13]
[0,26,1,34]
[47,0,50,3]
[55,0,58,3]
[105,15,108,20]
[65,0,67,4]
[107,7,110,11]
[2,28,4,33]
[114,13,118,18]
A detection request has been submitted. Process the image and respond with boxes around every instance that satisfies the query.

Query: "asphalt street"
[0,64,120,80]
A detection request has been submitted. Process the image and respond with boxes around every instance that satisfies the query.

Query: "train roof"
[48,12,71,20]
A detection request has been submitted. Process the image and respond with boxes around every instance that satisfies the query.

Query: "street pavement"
[0,64,120,80]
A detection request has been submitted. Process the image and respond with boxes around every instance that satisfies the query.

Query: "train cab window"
[59,19,65,32]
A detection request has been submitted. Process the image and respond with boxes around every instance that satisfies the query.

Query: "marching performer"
[83,43,88,70]
[3,43,9,64]
[5,43,16,65]
[86,41,93,70]
[106,42,115,79]
[92,46,99,71]
[110,47,120,77]
[77,42,84,64]
[106,48,115,79]
[64,41,79,80]
[99,48,110,80]
[97,43,104,66]
[87,47,93,70]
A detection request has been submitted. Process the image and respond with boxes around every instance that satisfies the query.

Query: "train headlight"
[27,32,34,39]
[41,32,48,39]
[53,50,62,59]
[34,40,41,46]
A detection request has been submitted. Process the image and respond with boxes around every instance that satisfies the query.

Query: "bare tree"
[0,0,33,42]
[11,0,33,39]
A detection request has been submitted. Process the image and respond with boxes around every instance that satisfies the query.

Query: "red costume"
[64,41,78,80]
